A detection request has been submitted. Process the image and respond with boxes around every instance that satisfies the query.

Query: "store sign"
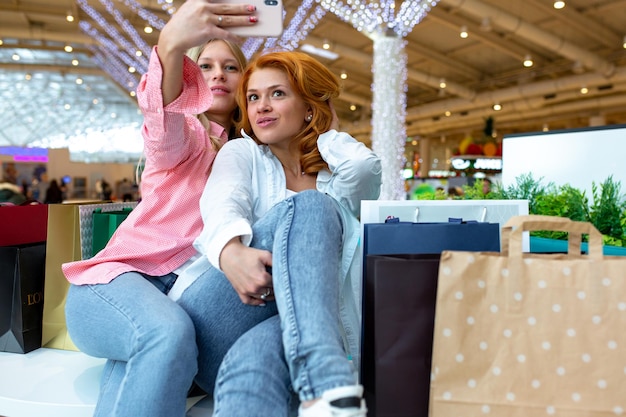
[0,146,49,162]
[451,157,502,171]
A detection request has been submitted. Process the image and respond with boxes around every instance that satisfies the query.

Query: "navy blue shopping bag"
[361,220,500,417]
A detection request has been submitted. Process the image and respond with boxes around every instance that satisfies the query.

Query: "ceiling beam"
[525,0,621,49]
[439,0,616,76]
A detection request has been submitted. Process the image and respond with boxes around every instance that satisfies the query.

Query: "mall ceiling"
[1,0,626,160]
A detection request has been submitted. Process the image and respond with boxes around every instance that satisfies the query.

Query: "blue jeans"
[214,316,299,417]
[65,272,197,417]
[181,190,357,414]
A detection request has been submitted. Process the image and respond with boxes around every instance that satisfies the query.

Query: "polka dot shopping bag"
[430,215,626,417]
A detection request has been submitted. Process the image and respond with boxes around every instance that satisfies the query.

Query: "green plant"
[589,176,626,246]
[460,173,626,247]
[532,185,589,240]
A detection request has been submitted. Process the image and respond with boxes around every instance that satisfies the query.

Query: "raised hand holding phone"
[213,0,284,38]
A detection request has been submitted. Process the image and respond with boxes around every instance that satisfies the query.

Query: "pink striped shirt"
[62,46,226,285]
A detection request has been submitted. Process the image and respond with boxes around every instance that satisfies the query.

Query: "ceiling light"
[493,103,502,111]
[580,86,589,94]
[439,78,447,89]
[322,39,330,50]
[350,104,357,111]
[66,13,74,22]
[144,26,153,34]
[623,35,626,49]
[11,53,20,61]
[523,54,534,67]
[553,1,565,9]
[128,66,136,73]
[542,123,549,132]
[460,25,468,39]
[0,40,3,46]
[136,50,143,57]
[25,73,32,81]
[300,44,339,60]
[444,110,451,117]
[340,71,347,80]
[75,78,83,85]
[64,45,73,53]
[72,59,79,66]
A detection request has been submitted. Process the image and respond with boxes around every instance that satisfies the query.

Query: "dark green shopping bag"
[91,207,133,256]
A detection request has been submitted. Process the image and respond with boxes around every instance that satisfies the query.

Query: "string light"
[100,0,152,58]
[317,0,437,37]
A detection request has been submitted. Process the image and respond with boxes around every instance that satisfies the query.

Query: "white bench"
[0,348,213,417]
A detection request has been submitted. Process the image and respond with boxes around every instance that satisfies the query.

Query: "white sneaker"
[298,385,367,417]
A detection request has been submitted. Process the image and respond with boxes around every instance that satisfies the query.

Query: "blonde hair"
[236,51,340,175]
[186,39,247,150]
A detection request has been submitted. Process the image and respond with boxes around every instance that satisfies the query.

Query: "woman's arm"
[317,130,382,218]
[193,139,273,305]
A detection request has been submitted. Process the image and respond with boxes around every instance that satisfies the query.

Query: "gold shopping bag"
[42,204,82,351]
[430,215,626,417]
[42,201,138,350]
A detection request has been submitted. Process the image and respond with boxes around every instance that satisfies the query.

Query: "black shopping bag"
[361,221,500,417]
[0,243,46,353]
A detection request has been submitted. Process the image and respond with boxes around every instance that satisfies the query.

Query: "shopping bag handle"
[502,215,603,259]
[413,206,488,222]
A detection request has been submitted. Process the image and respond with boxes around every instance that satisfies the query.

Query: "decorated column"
[371,33,407,200]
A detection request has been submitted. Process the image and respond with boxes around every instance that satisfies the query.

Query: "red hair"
[236,51,341,174]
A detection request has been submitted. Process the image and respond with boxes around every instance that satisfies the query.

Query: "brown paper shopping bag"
[430,215,626,417]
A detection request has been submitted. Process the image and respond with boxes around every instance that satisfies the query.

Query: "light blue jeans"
[214,315,299,417]
[65,272,197,417]
[181,190,357,415]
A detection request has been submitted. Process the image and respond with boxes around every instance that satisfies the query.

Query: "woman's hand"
[219,237,274,306]
[159,0,257,54]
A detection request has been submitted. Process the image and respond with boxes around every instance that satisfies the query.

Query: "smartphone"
[215,0,284,38]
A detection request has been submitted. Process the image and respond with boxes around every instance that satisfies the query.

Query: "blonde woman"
[61,1,258,415]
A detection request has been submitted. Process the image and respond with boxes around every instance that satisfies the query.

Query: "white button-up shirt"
[173,129,382,369]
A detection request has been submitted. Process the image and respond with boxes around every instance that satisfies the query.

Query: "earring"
[306,114,312,121]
